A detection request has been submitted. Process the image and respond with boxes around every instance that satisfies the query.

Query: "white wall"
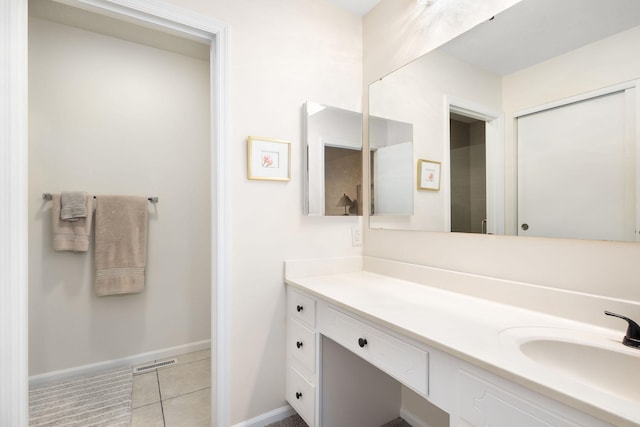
[156,0,363,423]
[28,17,211,375]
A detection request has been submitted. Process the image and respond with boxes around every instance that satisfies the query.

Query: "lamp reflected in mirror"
[336,193,353,216]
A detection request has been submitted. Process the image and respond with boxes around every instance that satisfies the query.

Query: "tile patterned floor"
[130,348,410,427]
[130,349,211,427]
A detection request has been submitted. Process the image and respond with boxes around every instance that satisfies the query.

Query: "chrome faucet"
[604,311,640,348]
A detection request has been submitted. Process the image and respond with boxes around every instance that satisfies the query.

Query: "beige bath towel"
[52,193,93,252]
[95,196,148,296]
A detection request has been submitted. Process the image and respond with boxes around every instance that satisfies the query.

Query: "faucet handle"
[604,311,640,348]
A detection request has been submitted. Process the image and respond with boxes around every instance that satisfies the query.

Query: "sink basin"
[499,325,640,403]
[519,338,639,401]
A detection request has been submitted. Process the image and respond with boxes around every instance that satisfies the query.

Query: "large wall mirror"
[304,101,363,216]
[369,0,640,242]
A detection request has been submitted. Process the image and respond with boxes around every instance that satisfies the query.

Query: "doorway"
[445,98,504,235]
[449,113,487,233]
[2,1,229,425]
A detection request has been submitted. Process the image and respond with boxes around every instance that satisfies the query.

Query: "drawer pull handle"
[296,305,304,312]
[296,392,302,399]
[358,338,368,348]
[296,341,303,349]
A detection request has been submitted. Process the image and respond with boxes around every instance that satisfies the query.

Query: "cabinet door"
[457,370,611,427]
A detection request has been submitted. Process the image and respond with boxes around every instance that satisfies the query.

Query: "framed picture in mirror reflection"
[417,159,441,191]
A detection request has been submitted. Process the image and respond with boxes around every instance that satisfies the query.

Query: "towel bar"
[42,193,159,203]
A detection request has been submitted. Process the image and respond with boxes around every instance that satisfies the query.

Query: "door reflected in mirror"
[369,116,413,216]
[450,114,486,234]
[304,101,363,216]
[368,0,640,241]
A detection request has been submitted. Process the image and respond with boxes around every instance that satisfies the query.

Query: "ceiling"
[329,0,640,75]
[326,0,382,16]
[29,0,210,60]
[441,0,640,75]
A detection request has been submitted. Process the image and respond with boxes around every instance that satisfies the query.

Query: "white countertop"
[286,269,640,427]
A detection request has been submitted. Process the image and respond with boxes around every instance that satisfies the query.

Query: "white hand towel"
[95,195,148,296]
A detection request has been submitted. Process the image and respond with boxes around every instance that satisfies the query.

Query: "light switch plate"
[351,226,362,246]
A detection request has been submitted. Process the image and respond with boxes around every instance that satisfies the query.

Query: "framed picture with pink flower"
[247,136,291,181]
[417,159,441,191]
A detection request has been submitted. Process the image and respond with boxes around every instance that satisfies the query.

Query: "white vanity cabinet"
[286,283,618,427]
[286,289,319,426]
[286,286,448,427]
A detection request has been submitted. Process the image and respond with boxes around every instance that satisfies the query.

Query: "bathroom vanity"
[285,257,639,427]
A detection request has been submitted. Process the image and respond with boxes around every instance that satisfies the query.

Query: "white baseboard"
[29,339,211,387]
[232,405,296,427]
[230,405,428,427]
[400,407,432,427]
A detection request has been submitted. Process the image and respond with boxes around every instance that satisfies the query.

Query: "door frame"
[445,96,504,234]
[1,0,230,425]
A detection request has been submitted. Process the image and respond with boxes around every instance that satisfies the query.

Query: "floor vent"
[133,358,177,374]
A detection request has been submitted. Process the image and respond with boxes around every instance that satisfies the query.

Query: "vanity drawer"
[320,305,429,395]
[288,318,316,374]
[287,366,316,427]
[288,289,316,328]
